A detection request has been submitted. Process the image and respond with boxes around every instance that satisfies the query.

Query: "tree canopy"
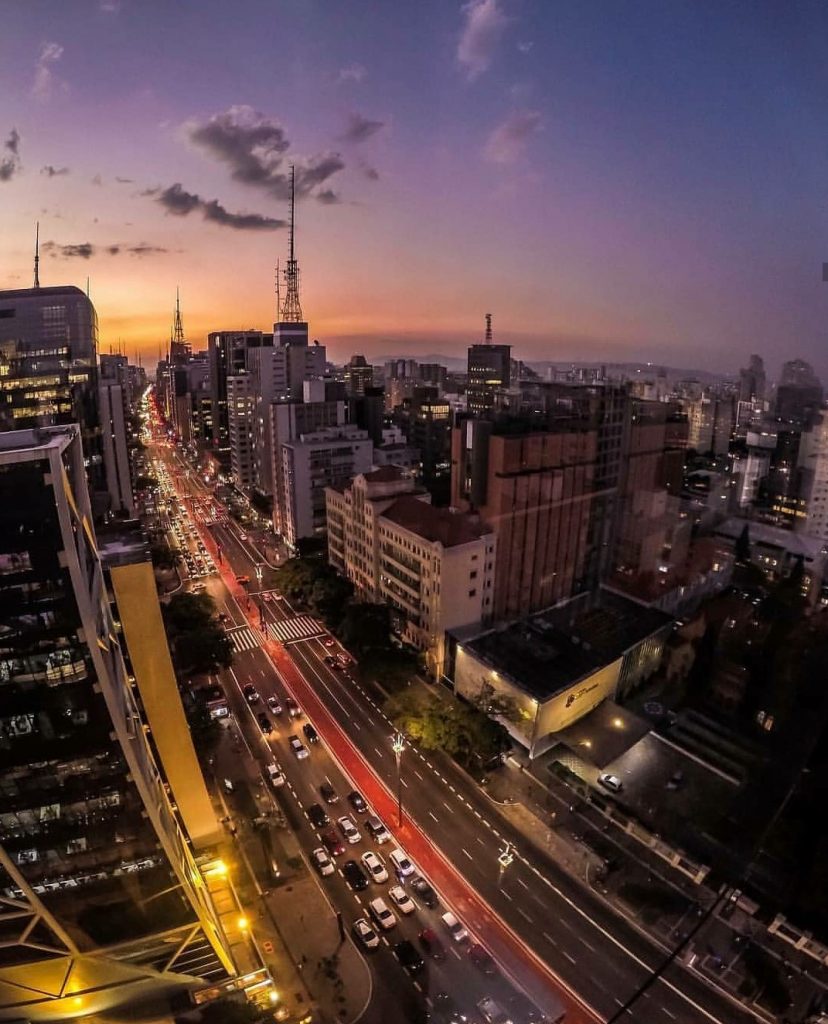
[162,592,233,674]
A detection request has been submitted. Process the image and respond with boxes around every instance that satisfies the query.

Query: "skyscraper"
[0,425,234,1019]
[466,315,511,417]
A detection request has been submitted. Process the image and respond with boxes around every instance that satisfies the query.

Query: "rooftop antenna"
[33,222,40,289]
[485,312,492,343]
[275,258,281,321]
[173,287,185,345]
[281,165,303,322]
[86,276,90,299]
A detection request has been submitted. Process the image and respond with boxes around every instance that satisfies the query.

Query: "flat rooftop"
[714,517,827,561]
[382,496,490,548]
[457,590,672,702]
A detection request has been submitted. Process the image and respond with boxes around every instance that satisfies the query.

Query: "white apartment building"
[279,423,373,549]
[798,409,828,540]
[227,372,256,490]
[327,468,496,676]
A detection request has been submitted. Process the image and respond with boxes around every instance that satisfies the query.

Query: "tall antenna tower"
[280,165,304,322]
[275,258,281,321]
[485,312,493,343]
[173,286,185,346]
[33,222,40,289]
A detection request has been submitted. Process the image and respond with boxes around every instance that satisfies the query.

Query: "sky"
[2,0,828,378]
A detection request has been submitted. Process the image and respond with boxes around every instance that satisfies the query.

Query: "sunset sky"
[2,1,828,376]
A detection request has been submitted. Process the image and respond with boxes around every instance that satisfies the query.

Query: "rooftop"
[456,590,672,702]
[714,518,828,561]
[0,285,88,301]
[362,465,409,483]
[381,496,490,548]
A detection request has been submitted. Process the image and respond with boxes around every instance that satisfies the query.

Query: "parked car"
[337,815,361,844]
[303,723,319,744]
[388,885,416,914]
[361,851,388,884]
[353,917,379,950]
[393,939,424,975]
[342,860,368,892]
[418,927,446,961]
[368,897,396,931]
[411,875,439,909]
[266,762,285,788]
[307,804,330,829]
[598,772,623,793]
[311,847,335,877]
[441,912,468,943]
[289,735,309,759]
[389,848,415,877]
[348,790,367,812]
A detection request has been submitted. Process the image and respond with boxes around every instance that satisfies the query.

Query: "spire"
[485,312,492,343]
[280,165,304,322]
[173,287,185,345]
[33,222,40,289]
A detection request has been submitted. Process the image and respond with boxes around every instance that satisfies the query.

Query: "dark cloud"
[115,176,133,183]
[340,112,384,144]
[91,173,103,185]
[107,245,121,255]
[154,181,284,231]
[360,162,380,181]
[316,189,340,205]
[127,243,169,256]
[0,128,21,182]
[187,105,346,200]
[42,241,94,260]
[40,164,69,177]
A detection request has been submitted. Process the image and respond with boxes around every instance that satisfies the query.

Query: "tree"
[735,523,751,564]
[471,679,520,722]
[134,473,158,492]
[150,542,180,571]
[338,603,393,655]
[175,627,233,674]
[164,592,216,633]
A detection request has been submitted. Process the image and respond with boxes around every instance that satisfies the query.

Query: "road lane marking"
[374,747,384,758]
[413,770,424,781]
[516,877,529,890]
[451,947,462,961]
[563,951,577,965]
[462,848,473,860]
[517,908,533,923]
[543,931,556,946]
[428,812,439,823]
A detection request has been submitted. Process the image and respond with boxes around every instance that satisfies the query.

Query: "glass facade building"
[0,286,103,493]
[0,426,234,1020]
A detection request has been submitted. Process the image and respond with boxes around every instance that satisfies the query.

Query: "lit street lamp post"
[391,731,405,827]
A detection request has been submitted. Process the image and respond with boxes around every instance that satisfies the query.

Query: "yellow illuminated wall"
[110,562,221,848]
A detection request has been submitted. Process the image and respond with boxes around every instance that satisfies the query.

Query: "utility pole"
[391,731,405,827]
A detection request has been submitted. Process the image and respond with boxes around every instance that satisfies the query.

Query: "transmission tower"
[280,165,304,322]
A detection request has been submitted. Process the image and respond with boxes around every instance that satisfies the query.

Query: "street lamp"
[391,731,405,827]
[497,841,514,887]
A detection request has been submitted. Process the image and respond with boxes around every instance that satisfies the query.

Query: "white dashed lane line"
[413,770,424,781]
[461,848,473,860]
[563,951,577,965]
[516,877,529,890]
[373,747,383,758]
[543,930,556,946]
[428,812,439,823]
[517,908,533,923]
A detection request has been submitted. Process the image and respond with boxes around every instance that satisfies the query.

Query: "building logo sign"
[565,680,599,709]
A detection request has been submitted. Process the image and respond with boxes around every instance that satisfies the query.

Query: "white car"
[389,848,415,878]
[361,851,388,884]
[289,736,309,760]
[388,885,416,914]
[266,763,286,788]
[598,772,623,793]
[368,897,396,931]
[352,917,379,950]
[311,847,335,877]
[441,911,468,942]
[337,815,361,845]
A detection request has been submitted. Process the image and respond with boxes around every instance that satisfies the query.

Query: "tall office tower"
[796,410,828,539]
[0,285,104,498]
[348,385,385,447]
[227,372,256,490]
[0,426,234,1020]
[739,354,766,403]
[344,354,374,397]
[406,385,452,504]
[98,378,135,515]
[451,416,597,620]
[418,363,448,390]
[466,315,511,417]
[207,329,273,461]
[776,358,824,426]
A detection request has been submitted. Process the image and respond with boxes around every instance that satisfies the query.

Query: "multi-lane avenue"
[150,430,762,1024]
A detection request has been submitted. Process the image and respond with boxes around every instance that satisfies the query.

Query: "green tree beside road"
[162,592,233,674]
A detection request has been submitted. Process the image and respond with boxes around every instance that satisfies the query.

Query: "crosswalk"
[226,625,265,653]
[268,616,326,645]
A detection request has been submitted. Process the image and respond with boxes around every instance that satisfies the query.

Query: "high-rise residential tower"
[466,315,511,417]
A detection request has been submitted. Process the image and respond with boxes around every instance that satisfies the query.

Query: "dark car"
[303,723,319,744]
[257,712,273,735]
[320,782,339,804]
[348,790,367,812]
[468,943,497,975]
[411,875,439,909]
[320,829,345,857]
[433,992,467,1023]
[418,927,446,961]
[393,939,425,975]
[342,859,368,892]
[285,697,301,718]
[307,804,330,829]
[243,683,259,704]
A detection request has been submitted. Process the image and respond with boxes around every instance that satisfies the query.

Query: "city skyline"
[3,1,828,375]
